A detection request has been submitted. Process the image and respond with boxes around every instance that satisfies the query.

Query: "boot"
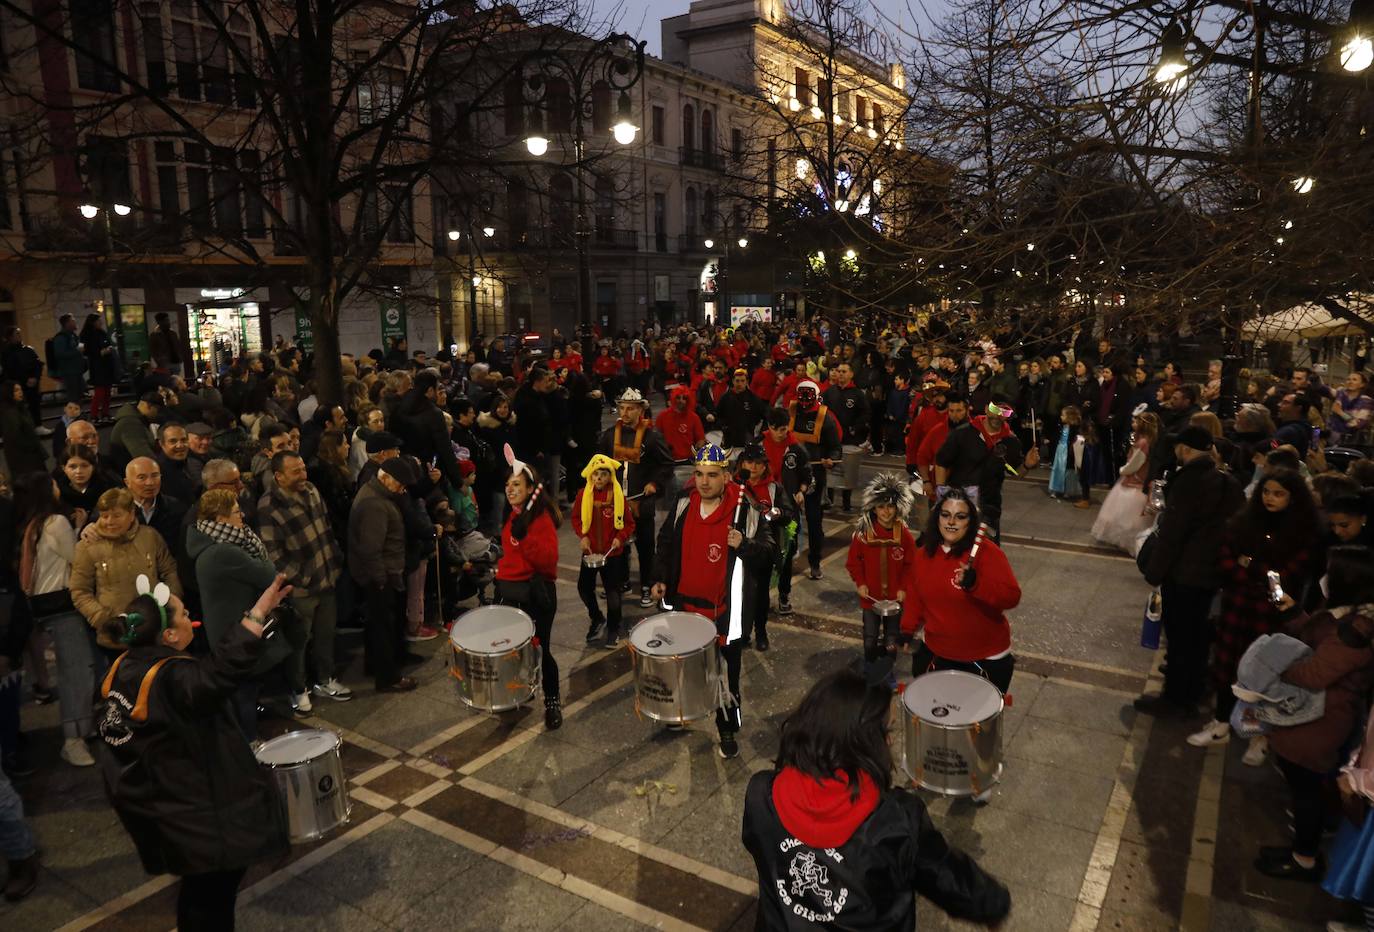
[544,695,563,731]
[4,852,38,902]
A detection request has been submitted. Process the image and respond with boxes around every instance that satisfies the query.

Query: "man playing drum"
[788,381,842,580]
[650,444,775,759]
[597,388,673,609]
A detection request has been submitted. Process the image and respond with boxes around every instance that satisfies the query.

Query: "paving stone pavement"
[2,463,1361,930]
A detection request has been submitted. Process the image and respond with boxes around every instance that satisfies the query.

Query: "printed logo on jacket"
[777,840,849,922]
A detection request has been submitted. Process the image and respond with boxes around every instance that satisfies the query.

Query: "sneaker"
[405,625,440,642]
[34,425,54,437]
[60,737,94,767]
[1254,847,1323,882]
[312,679,354,702]
[604,632,622,650]
[290,691,313,716]
[619,579,632,594]
[3,852,38,901]
[544,697,563,731]
[639,588,655,608]
[1243,735,1269,767]
[1186,719,1230,747]
[807,566,823,580]
[717,732,740,759]
[585,618,605,644]
[777,598,793,616]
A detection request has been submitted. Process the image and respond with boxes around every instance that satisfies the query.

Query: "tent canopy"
[1244,299,1370,341]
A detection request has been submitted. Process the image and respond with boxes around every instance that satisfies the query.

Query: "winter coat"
[184,525,286,674]
[597,421,674,499]
[822,384,870,445]
[1233,633,1324,728]
[1063,376,1097,422]
[83,327,118,386]
[742,770,1010,932]
[70,524,183,648]
[98,624,287,876]
[1142,457,1244,591]
[0,402,46,477]
[110,403,156,465]
[935,420,990,489]
[512,385,556,464]
[393,388,463,487]
[715,388,766,448]
[476,409,518,466]
[1268,607,1374,773]
[348,478,406,590]
[51,329,86,381]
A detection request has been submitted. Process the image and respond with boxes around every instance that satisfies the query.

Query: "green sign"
[105,302,149,368]
[295,305,315,353]
[380,299,407,346]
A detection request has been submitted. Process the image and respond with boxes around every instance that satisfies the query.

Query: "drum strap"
[861,525,903,597]
[101,654,193,722]
[612,422,647,465]
[788,404,829,445]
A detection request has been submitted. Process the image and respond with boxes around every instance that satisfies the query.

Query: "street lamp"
[447,229,461,241]
[611,91,638,145]
[1343,0,1374,71]
[1292,175,1316,194]
[1154,22,1190,88]
[79,200,132,363]
[703,238,715,249]
[737,236,749,248]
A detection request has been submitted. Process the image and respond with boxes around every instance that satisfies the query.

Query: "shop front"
[180,287,265,375]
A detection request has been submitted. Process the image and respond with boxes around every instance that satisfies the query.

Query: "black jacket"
[597,421,673,499]
[394,388,463,486]
[935,421,989,488]
[653,487,774,638]
[512,385,557,464]
[155,453,198,505]
[715,388,766,448]
[742,771,1010,931]
[98,625,288,876]
[822,384,870,444]
[1143,456,1244,590]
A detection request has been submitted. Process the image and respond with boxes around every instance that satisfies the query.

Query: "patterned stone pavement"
[1,467,1359,930]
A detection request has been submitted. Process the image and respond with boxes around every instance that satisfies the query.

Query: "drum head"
[872,599,902,617]
[256,729,340,766]
[451,605,534,652]
[629,612,717,656]
[902,670,1003,725]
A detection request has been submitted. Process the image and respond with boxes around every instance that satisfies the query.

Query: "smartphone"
[1267,571,1285,605]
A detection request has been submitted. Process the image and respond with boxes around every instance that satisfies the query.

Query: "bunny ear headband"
[121,574,172,644]
[503,443,544,508]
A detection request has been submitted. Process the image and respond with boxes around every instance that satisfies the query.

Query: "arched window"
[549,172,574,245]
[682,104,695,152]
[703,190,717,233]
[591,80,611,132]
[684,187,698,236]
[594,173,614,240]
[700,109,714,156]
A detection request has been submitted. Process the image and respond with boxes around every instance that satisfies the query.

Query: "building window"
[651,105,665,145]
[506,179,528,242]
[82,135,133,205]
[242,150,266,238]
[731,127,743,162]
[681,104,695,152]
[141,4,168,94]
[384,185,414,243]
[872,103,884,135]
[184,144,211,230]
[766,139,776,203]
[700,109,714,155]
[684,187,697,237]
[653,191,666,252]
[703,190,717,233]
[855,95,868,129]
[504,78,525,135]
[171,17,200,99]
[153,141,179,233]
[358,52,405,125]
[547,78,572,133]
[0,143,10,230]
[71,0,120,92]
[794,67,810,106]
[549,172,574,244]
[591,80,611,132]
[211,148,243,237]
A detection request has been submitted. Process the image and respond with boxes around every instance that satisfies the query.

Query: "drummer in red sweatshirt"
[571,454,635,649]
[495,444,564,729]
[654,385,705,462]
[846,474,917,678]
[900,489,1021,693]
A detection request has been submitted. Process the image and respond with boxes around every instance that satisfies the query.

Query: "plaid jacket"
[256,482,342,594]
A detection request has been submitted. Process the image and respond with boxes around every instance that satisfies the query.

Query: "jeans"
[177,867,247,932]
[289,590,337,688]
[496,578,559,701]
[577,557,625,638]
[862,607,900,666]
[37,611,98,738]
[0,765,36,860]
[1160,582,1215,707]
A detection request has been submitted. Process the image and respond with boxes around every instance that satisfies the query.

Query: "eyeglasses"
[938,511,971,520]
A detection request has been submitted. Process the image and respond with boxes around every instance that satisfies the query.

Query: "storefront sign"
[380,299,407,346]
[295,305,315,353]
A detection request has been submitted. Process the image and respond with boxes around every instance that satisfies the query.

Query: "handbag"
[1135,528,1158,576]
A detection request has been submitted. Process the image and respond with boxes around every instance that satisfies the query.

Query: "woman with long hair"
[899,489,1022,693]
[1188,468,1322,764]
[1256,546,1374,881]
[56,444,110,518]
[0,380,46,478]
[98,574,293,930]
[1092,410,1161,554]
[309,429,354,551]
[80,313,118,424]
[494,449,563,730]
[16,471,97,766]
[742,669,1011,930]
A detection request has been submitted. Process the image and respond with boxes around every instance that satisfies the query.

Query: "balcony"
[591,227,638,250]
[678,147,723,171]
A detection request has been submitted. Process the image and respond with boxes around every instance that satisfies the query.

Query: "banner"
[295,305,315,353]
[730,306,772,326]
[380,299,408,346]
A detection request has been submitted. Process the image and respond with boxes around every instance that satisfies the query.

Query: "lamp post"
[705,234,750,326]
[520,33,646,330]
[447,228,481,349]
[79,200,131,364]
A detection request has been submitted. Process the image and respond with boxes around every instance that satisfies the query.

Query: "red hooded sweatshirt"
[676,484,741,622]
[900,540,1020,661]
[772,767,879,849]
[571,486,635,555]
[845,522,917,608]
[497,509,559,582]
[655,395,706,460]
[750,366,778,402]
[906,403,945,467]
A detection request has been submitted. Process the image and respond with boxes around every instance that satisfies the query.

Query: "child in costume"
[571,454,635,648]
[845,474,917,677]
[736,444,796,650]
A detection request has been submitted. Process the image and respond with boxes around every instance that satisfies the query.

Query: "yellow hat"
[580,454,626,530]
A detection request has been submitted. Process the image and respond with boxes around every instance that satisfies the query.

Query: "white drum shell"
[899,671,1004,797]
[628,613,723,723]
[449,606,540,712]
[255,729,351,844]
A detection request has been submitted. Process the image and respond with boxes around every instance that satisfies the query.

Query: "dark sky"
[600,0,947,58]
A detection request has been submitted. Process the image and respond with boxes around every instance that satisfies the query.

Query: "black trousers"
[577,556,625,637]
[862,608,900,665]
[1277,755,1326,858]
[497,578,560,700]
[177,867,247,931]
[741,572,770,644]
[630,502,657,591]
[717,639,743,736]
[363,584,404,689]
[803,470,827,570]
[777,533,797,601]
[911,642,1015,694]
[1160,582,1214,707]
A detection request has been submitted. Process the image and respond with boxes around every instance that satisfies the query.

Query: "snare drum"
[255,729,351,843]
[449,605,540,712]
[872,599,902,618]
[900,671,1004,797]
[582,553,607,569]
[627,612,723,723]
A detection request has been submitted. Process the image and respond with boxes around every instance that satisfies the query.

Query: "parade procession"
[4,0,1374,929]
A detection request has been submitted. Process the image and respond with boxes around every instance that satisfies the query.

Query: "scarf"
[580,453,626,531]
[196,518,270,565]
[612,420,648,464]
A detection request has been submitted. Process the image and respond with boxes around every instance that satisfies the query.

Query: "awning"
[1243,298,1371,341]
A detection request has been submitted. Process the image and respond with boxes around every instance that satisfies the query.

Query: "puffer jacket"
[348,478,406,590]
[1233,633,1324,727]
[98,624,288,876]
[70,524,183,649]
